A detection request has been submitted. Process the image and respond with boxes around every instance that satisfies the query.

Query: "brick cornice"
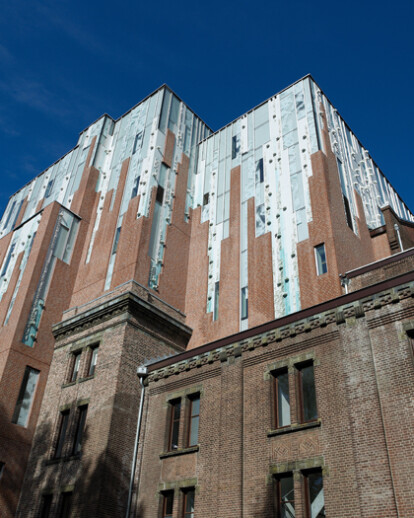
[52,290,192,349]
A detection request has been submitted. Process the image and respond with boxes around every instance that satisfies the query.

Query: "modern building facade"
[0,75,413,517]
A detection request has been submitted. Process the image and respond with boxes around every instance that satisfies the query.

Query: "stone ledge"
[267,419,321,437]
[159,445,199,459]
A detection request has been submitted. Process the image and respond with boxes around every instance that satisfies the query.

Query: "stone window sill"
[267,419,321,437]
[45,453,81,466]
[159,445,199,459]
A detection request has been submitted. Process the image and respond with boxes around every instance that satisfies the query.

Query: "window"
[131,175,140,199]
[343,195,353,231]
[187,395,200,447]
[213,281,219,321]
[297,363,318,423]
[232,135,240,159]
[256,158,264,183]
[45,180,54,198]
[12,366,40,427]
[203,192,209,206]
[133,131,144,154]
[168,399,181,450]
[1,243,15,276]
[161,491,174,518]
[304,470,325,518]
[39,494,53,518]
[241,287,248,320]
[156,185,165,204]
[0,461,4,481]
[182,488,195,518]
[72,405,88,455]
[70,352,81,382]
[88,346,99,377]
[273,369,291,428]
[58,491,73,518]
[275,474,295,518]
[112,227,121,255]
[314,244,327,275]
[54,410,70,459]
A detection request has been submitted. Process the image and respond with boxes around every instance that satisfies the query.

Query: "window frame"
[297,362,318,424]
[273,368,291,429]
[0,461,5,482]
[72,405,88,456]
[12,366,40,427]
[54,409,70,459]
[303,468,325,518]
[87,345,99,377]
[168,399,181,451]
[314,244,327,276]
[161,490,174,518]
[39,494,53,518]
[275,473,295,518]
[182,487,195,518]
[70,352,81,382]
[187,394,200,447]
[58,491,73,518]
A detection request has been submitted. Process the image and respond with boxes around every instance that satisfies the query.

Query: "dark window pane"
[72,406,88,455]
[183,489,195,518]
[112,227,121,255]
[188,396,200,447]
[156,185,164,204]
[299,364,318,422]
[40,494,53,518]
[343,195,353,230]
[241,287,248,320]
[88,347,98,377]
[55,410,70,459]
[59,492,73,518]
[213,281,219,321]
[162,491,174,518]
[275,370,290,428]
[169,400,181,450]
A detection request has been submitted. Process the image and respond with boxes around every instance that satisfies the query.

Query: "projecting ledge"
[267,419,321,437]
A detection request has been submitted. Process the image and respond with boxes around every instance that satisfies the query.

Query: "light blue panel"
[254,123,270,148]
[288,144,301,175]
[255,203,265,236]
[283,129,298,149]
[291,173,305,211]
[254,103,268,127]
[280,91,297,135]
[296,207,308,241]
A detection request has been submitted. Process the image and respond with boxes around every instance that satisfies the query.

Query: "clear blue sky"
[0,0,413,216]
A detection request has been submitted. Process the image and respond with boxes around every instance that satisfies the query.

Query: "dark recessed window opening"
[275,473,295,518]
[298,363,318,423]
[304,469,325,518]
[54,410,70,459]
[187,395,200,447]
[314,244,327,276]
[168,399,181,450]
[182,488,195,518]
[72,405,88,456]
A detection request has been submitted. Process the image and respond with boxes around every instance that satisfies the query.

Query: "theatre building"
[0,75,413,517]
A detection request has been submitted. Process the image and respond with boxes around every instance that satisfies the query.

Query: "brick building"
[0,75,413,517]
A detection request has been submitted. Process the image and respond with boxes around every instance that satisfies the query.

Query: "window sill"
[159,445,199,459]
[61,381,77,389]
[45,453,81,466]
[78,374,95,383]
[267,419,321,437]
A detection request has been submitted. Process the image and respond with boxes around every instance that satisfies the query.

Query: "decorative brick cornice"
[52,290,192,350]
[147,277,414,382]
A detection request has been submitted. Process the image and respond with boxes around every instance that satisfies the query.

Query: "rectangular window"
[72,405,88,456]
[314,244,327,275]
[213,281,219,321]
[1,243,15,276]
[88,346,99,377]
[276,474,295,518]
[203,192,209,206]
[343,195,353,231]
[273,369,291,428]
[182,488,195,518]
[241,287,248,320]
[12,366,40,427]
[256,158,264,183]
[168,399,181,450]
[54,410,70,459]
[187,395,200,447]
[304,469,325,518]
[59,491,73,518]
[232,135,240,159]
[133,131,144,154]
[0,461,4,481]
[39,494,53,518]
[112,227,121,255]
[156,185,165,204]
[162,491,174,518]
[45,180,54,198]
[70,352,81,382]
[297,363,318,423]
[131,175,140,199]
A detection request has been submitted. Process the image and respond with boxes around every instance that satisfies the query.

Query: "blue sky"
[0,0,413,216]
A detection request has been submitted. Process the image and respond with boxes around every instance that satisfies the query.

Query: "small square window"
[314,244,327,275]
